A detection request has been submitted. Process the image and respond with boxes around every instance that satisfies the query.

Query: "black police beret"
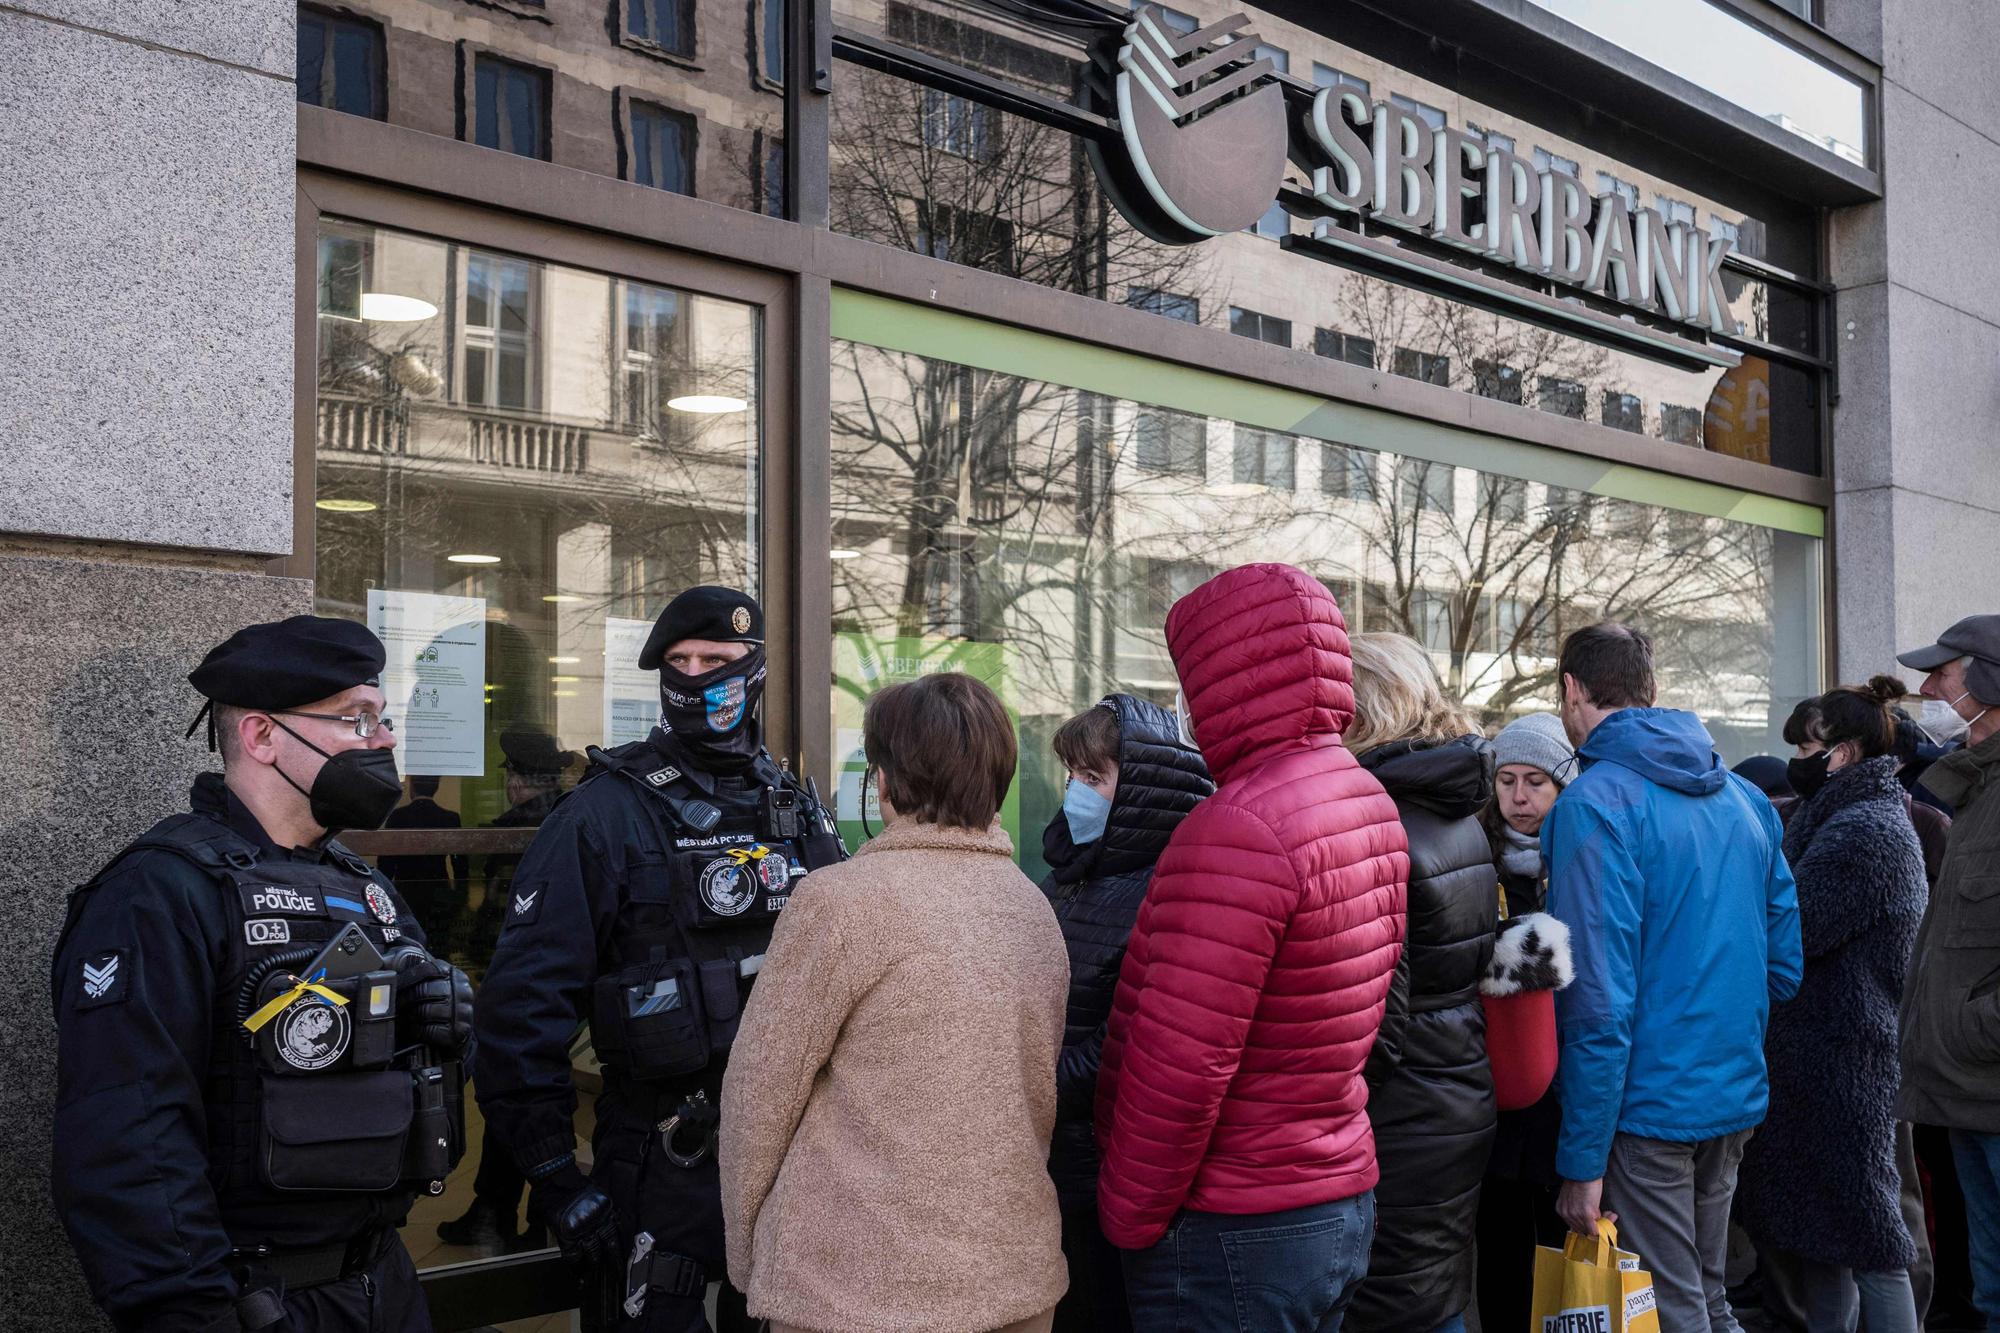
[189,615,388,710]
[638,586,763,669]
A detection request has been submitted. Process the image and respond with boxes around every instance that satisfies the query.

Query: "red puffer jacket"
[1094,563,1410,1249]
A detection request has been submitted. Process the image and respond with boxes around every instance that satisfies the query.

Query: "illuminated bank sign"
[1094,7,1741,359]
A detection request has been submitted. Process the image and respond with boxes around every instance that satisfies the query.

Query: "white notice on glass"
[603,616,658,746]
[367,590,487,777]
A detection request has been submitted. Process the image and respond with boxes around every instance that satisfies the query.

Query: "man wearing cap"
[1895,615,2000,1329]
[473,588,844,1332]
[50,615,475,1332]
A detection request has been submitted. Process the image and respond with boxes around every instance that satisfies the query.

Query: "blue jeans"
[1951,1130,2000,1332]
[1121,1193,1374,1333]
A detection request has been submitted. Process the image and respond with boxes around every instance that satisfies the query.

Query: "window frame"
[618,0,699,63]
[297,4,387,121]
[462,48,553,162]
[616,90,699,196]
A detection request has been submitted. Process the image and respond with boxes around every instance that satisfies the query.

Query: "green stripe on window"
[830,288,1823,538]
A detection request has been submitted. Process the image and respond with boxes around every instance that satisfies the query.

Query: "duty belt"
[229,1227,392,1292]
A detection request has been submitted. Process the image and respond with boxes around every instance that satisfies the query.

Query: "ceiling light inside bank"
[315,498,379,513]
[360,292,439,322]
[667,394,748,414]
[447,553,501,565]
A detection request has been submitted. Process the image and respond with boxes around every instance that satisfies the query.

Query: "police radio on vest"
[1304,87,1738,336]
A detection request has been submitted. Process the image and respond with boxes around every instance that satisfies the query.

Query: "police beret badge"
[732,606,752,635]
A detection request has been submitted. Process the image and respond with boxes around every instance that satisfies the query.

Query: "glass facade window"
[313,218,763,1272]
[626,0,695,56]
[1533,146,1580,177]
[1391,92,1447,130]
[625,99,696,195]
[1603,391,1645,433]
[828,334,1822,882]
[1526,0,1868,165]
[1314,64,1369,95]
[1128,288,1200,323]
[298,5,384,120]
[1316,328,1376,368]
[1230,307,1293,347]
[1540,376,1587,419]
[826,12,1825,474]
[1395,347,1451,387]
[1475,359,1525,404]
[472,55,550,161]
[1134,407,1206,477]
[1233,426,1297,491]
[1663,403,1704,445]
[297,1,786,215]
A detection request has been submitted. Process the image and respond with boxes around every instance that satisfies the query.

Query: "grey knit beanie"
[1493,712,1577,785]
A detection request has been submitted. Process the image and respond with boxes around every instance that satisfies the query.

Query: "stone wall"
[1827,0,2000,680]
[0,3,301,1324]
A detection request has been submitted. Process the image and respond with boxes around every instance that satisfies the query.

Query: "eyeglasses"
[272,709,396,739]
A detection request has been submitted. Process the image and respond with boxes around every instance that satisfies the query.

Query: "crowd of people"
[717,567,2000,1333]
[47,569,2000,1333]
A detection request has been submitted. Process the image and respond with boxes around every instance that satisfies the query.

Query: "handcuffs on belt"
[657,1088,718,1168]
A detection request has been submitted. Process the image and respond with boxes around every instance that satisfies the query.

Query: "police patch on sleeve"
[509,886,542,924]
[75,949,129,1010]
[364,883,397,925]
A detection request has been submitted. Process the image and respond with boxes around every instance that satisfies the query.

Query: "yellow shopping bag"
[1529,1217,1661,1333]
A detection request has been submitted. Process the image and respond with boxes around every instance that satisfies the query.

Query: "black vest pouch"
[260,1069,413,1192]
[592,958,712,1083]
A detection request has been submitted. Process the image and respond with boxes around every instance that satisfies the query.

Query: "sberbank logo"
[1088,7,1741,345]
[1114,8,1289,238]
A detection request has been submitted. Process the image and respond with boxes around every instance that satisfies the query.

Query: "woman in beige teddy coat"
[719,671,1070,1333]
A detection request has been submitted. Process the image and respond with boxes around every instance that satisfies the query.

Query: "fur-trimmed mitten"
[1481,912,1573,1111]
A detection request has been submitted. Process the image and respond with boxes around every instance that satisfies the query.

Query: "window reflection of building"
[827,0,1824,473]
[470,55,550,161]
[298,6,385,119]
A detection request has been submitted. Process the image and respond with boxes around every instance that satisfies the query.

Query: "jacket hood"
[1356,734,1495,820]
[1166,563,1353,783]
[1043,694,1213,884]
[1578,708,1726,796]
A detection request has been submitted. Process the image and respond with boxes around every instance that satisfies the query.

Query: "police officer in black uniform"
[473,588,845,1332]
[51,616,474,1333]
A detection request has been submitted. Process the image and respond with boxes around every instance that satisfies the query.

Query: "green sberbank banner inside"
[830,633,1022,853]
[829,287,1823,539]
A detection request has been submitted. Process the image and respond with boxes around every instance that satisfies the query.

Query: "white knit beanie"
[1492,712,1576,785]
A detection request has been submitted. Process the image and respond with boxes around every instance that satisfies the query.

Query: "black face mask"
[270,719,403,832]
[1787,750,1833,802]
[658,647,767,770]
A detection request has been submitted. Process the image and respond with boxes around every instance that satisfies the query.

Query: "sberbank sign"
[1097,6,1741,344]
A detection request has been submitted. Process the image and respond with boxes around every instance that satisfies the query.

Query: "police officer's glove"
[527,1155,621,1268]
[394,950,474,1054]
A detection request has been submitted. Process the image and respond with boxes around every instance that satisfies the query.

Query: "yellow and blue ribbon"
[243,968,348,1034]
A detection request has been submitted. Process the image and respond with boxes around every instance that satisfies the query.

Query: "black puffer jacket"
[1041,694,1212,1210]
[1349,735,1500,1331]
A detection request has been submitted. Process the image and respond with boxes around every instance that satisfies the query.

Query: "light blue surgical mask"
[1063,779,1112,845]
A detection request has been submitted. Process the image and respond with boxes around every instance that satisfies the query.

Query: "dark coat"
[1349,736,1499,1331]
[1040,694,1212,1210]
[1739,755,1925,1270]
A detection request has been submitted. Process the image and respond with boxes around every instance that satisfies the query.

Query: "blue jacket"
[1545,708,1803,1181]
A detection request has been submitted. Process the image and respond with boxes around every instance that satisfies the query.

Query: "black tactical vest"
[69,812,460,1245]
[580,741,845,1088]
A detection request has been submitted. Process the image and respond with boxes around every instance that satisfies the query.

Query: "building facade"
[1,0,1986,1326]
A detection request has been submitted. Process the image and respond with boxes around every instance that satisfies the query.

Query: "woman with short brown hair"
[720,671,1071,1333]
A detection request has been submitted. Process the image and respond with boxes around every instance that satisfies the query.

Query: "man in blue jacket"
[1545,622,1803,1331]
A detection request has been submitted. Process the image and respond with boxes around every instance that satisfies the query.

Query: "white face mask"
[1921,692,1988,745]
[1174,686,1200,750]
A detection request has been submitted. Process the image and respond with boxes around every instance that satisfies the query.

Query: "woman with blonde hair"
[1342,632,1498,1333]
